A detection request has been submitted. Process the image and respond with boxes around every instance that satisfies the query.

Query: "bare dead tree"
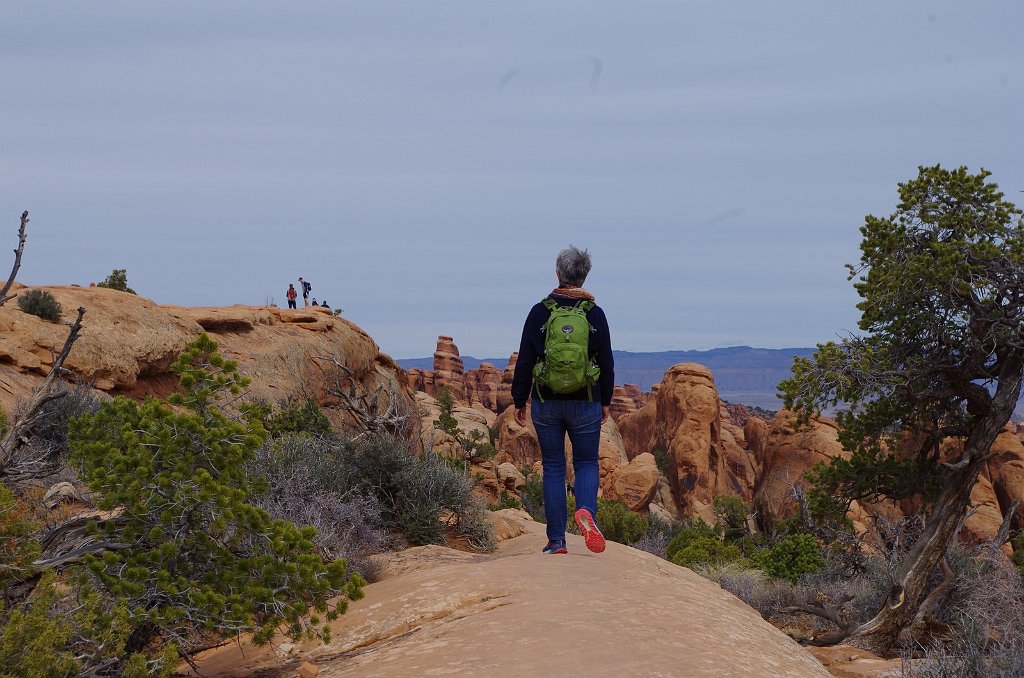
[783,594,860,646]
[314,354,411,437]
[0,211,28,307]
[0,307,86,478]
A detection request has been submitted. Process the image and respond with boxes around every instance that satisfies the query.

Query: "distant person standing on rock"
[298,277,312,307]
[512,245,614,555]
[286,284,298,309]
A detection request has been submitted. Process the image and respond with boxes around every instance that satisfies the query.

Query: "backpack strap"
[542,297,558,311]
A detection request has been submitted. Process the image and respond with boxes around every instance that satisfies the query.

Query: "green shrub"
[96,269,136,294]
[0,483,40,590]
[68,334,363,662]
[16,289,62,322]
[595,498,649,545]
[521,473,545,522]
[253,397,332,438]
[713,495,749,541]
[665,519,719,562]
[652,449,672,476]
[670,536,743,569]
[336,434,493,551]
[0,573,176,678]
[750,533,825,583]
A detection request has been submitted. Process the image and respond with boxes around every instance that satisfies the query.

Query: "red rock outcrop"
[609,384,646,420]
[0,286,413,436]
[403,336,470,404]
[751,411,847,532]
[464,362,502,411]
[496,352,518,413]
[617,363,756,520]
[605,452,660,511]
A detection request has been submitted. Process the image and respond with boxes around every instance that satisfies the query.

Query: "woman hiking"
[512,245,614,555]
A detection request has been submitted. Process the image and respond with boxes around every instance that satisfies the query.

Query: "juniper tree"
[67,334,363,663]
[96,268,136,294]
[779,165,1024,654]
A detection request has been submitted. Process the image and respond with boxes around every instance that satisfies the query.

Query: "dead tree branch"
[0,210,28,306]
[995,499,1020,547]
[783,594,859,646]
[0,307,86,476]
[33,512,127,571]
[314,354,410,437]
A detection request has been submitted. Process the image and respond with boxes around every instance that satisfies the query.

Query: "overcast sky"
[2,2,1021,358]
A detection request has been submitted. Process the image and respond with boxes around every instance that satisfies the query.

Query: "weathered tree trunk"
[845,361,1023,656]
[0,307,85,476]
[0,211,29,307]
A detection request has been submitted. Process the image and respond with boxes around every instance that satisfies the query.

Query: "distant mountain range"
[397,346,817,411]
[398,345,1024,415]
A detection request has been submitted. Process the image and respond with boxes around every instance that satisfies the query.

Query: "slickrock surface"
[188,511,830,678]
[0,285,413,433]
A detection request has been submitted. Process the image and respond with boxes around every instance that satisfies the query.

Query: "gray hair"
[555,245,592,287]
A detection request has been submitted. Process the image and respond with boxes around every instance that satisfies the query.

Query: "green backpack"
[532,297,601,401]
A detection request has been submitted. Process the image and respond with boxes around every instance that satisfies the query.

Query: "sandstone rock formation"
[464,361,502,411]
[406,336,469,403]
[605,452,660,511]
[751,411,847,532]
[496,352,518,413]
[187,512,831,678]
[608,383,645,420]
[0,286,413,435]
[616,363,756,520]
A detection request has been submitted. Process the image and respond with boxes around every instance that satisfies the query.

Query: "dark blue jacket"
[511,291,614,408]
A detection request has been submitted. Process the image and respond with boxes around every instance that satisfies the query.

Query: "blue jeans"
[531,399,601,542]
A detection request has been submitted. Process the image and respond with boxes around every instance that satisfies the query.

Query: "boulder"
[494,404,540,469]
[43,481,82,509]
[496,463,526,491]
[607,452,660,511]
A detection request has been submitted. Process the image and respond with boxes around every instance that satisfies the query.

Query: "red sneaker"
[574,508,605,553]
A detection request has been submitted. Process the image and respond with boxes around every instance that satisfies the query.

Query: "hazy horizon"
[3,2,1022,358]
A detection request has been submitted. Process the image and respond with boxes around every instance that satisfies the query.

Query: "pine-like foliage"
[68,333,364,657]
[96,269,136,294]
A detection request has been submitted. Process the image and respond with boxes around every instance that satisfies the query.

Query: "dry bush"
[697,562,791,619]
[246,433,391,581]
[903,545,1024,677]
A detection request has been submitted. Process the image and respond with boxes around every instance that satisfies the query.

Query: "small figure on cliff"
[320,300,330,309]
[286,284,298,309]
[311,297,318,307]
[512,245,614,555]
[298,277,312,307]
